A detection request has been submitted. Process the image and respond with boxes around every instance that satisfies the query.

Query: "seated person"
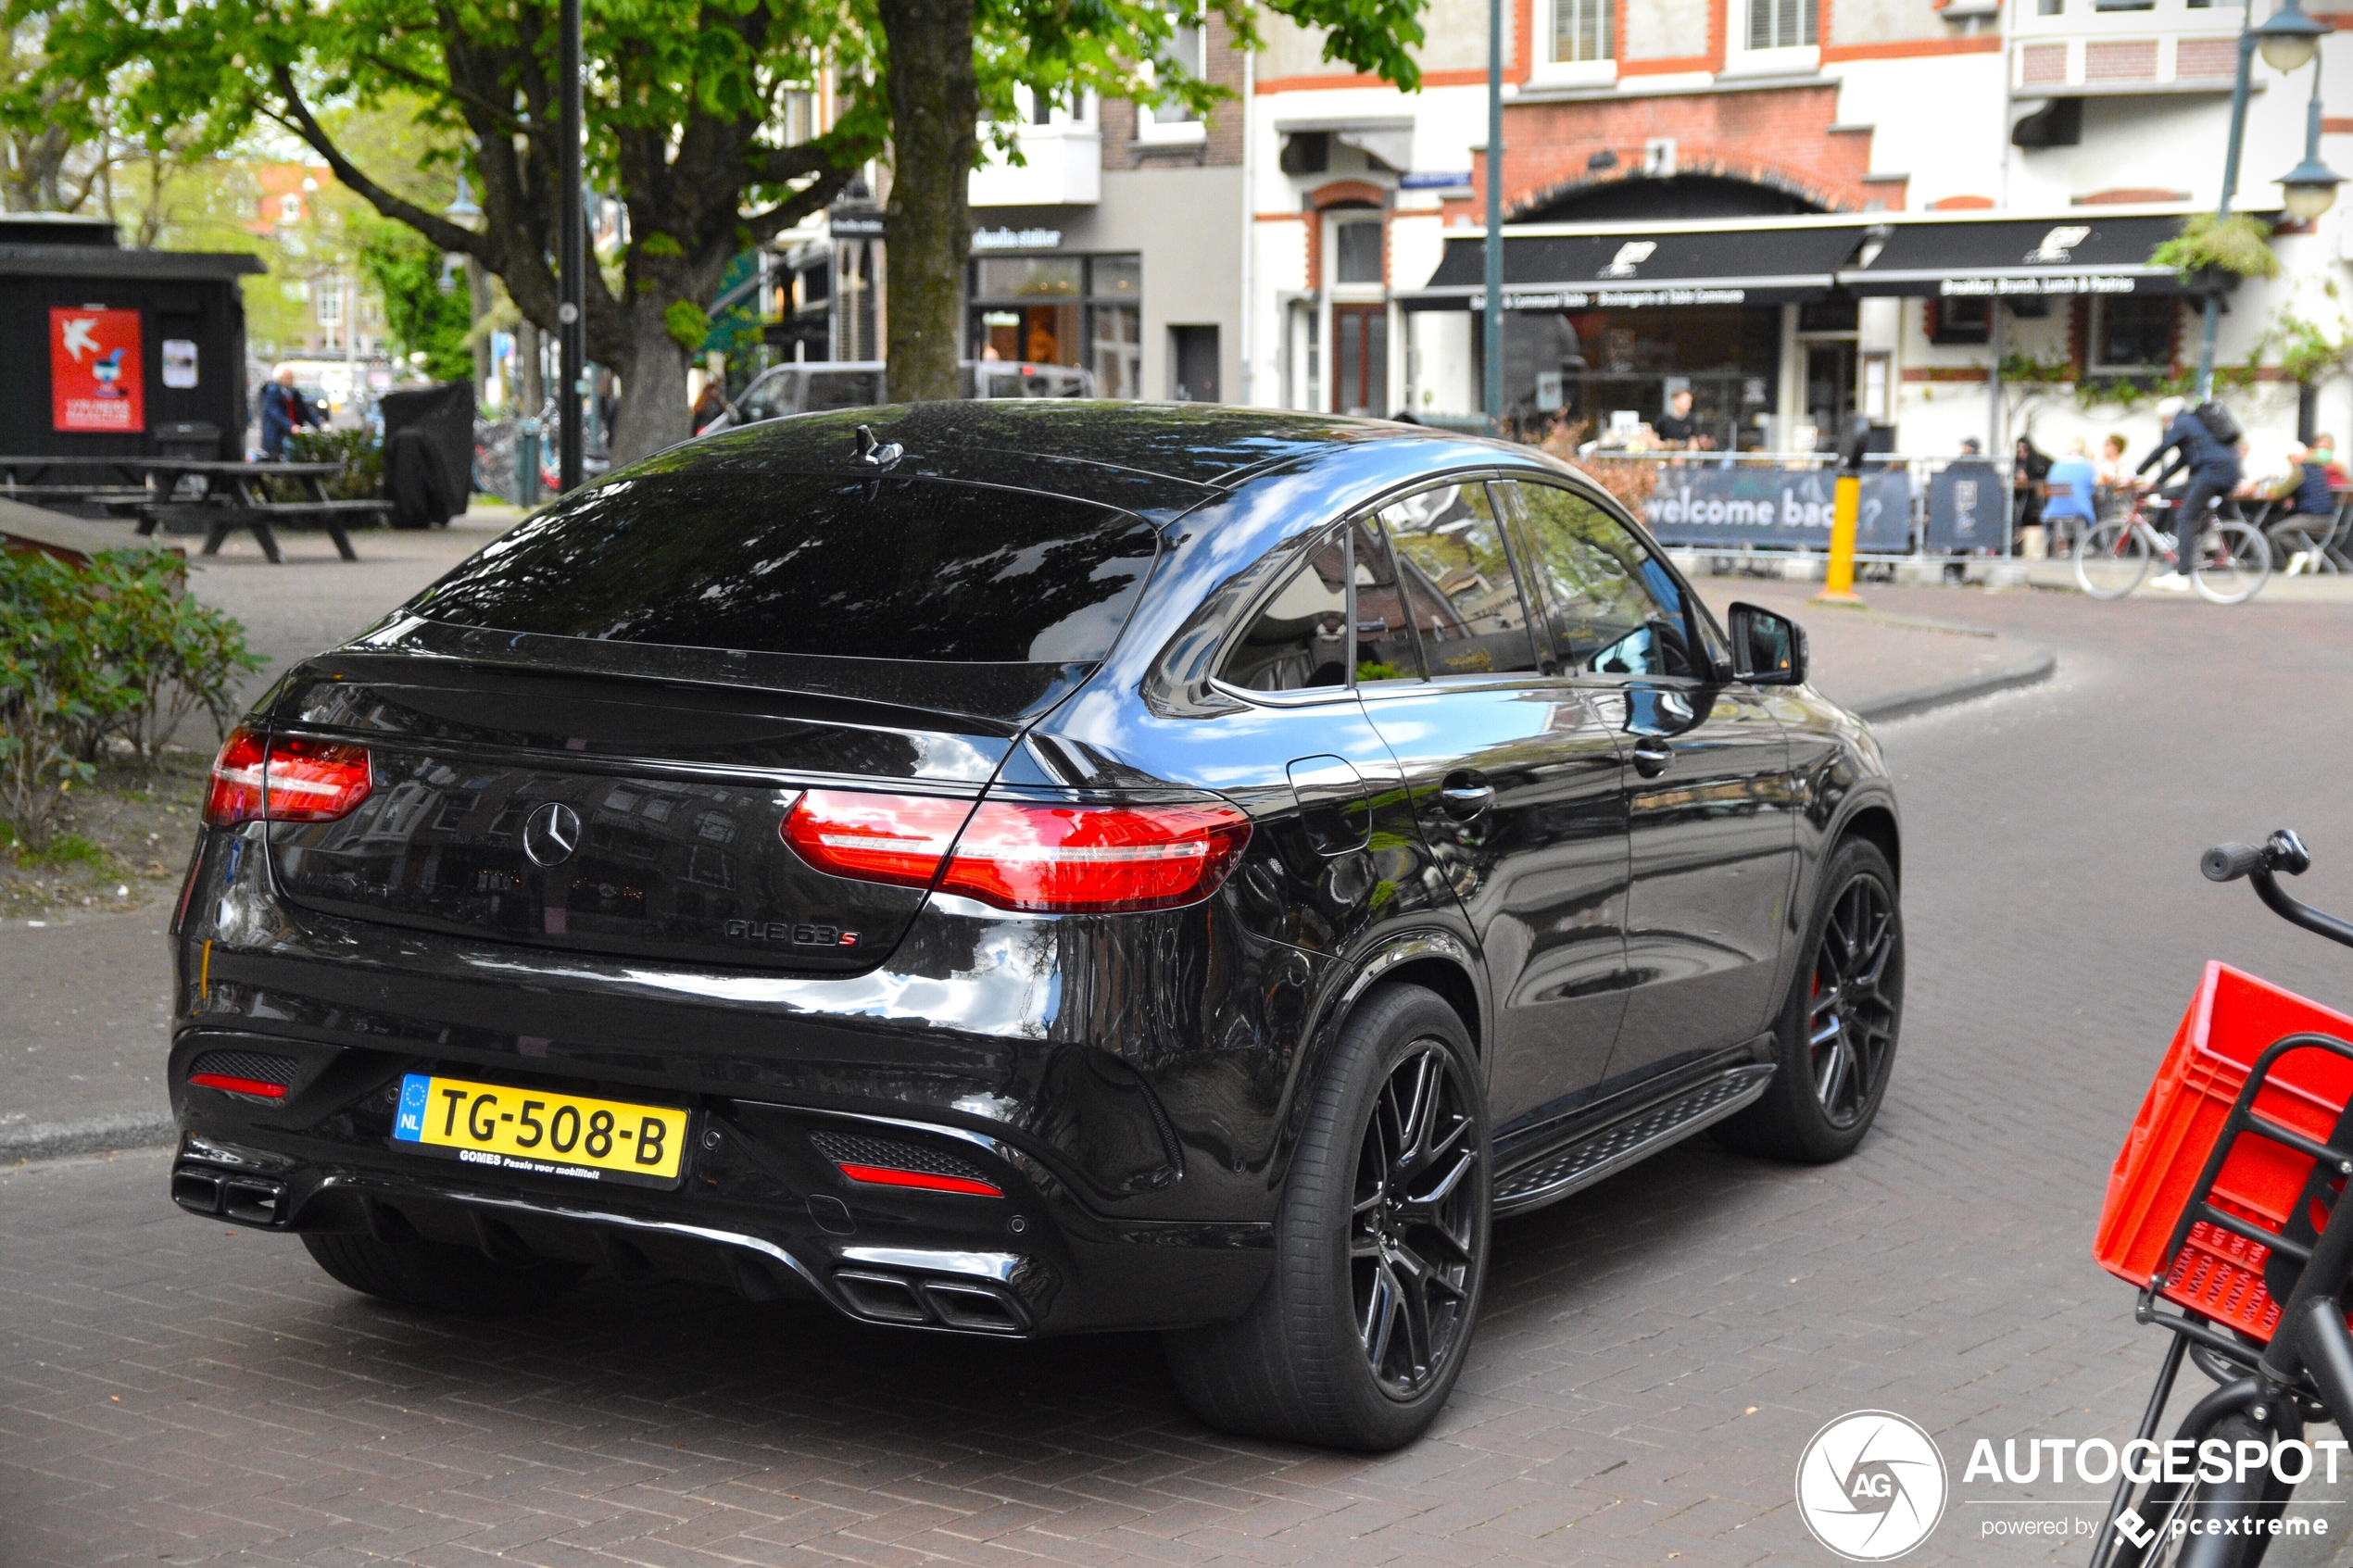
[2311,433,2348,488]
[2279,443,2337,518]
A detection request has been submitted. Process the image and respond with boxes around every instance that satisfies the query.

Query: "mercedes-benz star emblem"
[522,802,582,869]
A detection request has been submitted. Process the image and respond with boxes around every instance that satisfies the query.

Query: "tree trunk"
[606,300,694,467]
[517,319,546,416]
[878,0,978,402]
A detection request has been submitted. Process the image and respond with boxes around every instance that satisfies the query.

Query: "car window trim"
[1206,521,1358,709]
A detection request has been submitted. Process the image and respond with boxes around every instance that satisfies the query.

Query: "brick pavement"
[6,584,2353,1566]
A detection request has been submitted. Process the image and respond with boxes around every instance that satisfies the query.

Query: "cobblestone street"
[6,585,2353,1566]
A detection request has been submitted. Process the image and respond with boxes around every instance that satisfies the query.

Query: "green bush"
[283,427,384,500]
[0,549,259,850]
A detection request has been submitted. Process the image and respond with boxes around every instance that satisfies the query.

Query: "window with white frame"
[1552,0,1611,63]
[1138,13,1206,140]
[1746,0,1818,50]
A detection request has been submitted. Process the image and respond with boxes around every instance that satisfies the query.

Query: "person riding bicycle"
[2134,395,2243,589]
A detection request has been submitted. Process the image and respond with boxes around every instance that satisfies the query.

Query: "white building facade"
[1242,0,2353,462]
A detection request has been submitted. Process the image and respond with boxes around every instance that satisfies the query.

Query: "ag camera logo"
[1795,1411,1948,1561]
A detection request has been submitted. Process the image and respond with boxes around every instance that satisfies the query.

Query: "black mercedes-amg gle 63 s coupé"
[168,403,1902,1449]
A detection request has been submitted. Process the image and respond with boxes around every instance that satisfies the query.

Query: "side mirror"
[1728,601,1807,686]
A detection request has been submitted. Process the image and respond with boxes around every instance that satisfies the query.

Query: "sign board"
[1642,465,1912,553]
[50,307,144,433]
[1925,460,2005,551]
[162,338,198,389]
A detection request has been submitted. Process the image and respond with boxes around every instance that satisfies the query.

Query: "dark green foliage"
[283,428,384,500]
[357,218,475,383]
[0,550,259,850]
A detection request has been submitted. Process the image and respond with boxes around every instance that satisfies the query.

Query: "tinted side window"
[1350,518,1423,683]
[737,374,793,422]
[1379,483,1541,679]
[1505,481,1698,678]
[1217,536,1350,693]
[806,370,885,412]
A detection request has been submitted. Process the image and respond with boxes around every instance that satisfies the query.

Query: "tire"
[1163,984,1491,1449]
[302,1231,587,1316]
[2191,520,2271,605]
[2077,519,2151,599]
[1714,837,1904,1164]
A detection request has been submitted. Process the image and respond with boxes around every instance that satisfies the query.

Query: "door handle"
[1440,775,1493,822]
[1631,737,1674,778]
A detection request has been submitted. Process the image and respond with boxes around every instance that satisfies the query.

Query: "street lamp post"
[557,0,585,492]
[1482,0,1504,435]
[2195,0,2332,397]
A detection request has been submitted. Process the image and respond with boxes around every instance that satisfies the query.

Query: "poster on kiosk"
[49,307,145,434]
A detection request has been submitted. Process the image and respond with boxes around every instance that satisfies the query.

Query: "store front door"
[1804,341,1856,445]
[1333,303,1387,416]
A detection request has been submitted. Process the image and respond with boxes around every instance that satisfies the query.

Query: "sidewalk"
[1,563,2057,1162]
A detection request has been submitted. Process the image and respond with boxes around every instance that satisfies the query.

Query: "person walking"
[258,365,321,458]
[691,381,728,435]
[2011,436,2052,552]
[2135,395,2242,589]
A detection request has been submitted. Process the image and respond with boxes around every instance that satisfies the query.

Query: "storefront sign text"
[1938,273,2142,296]
[1473,286,1748,310]
[1643,465,1911,553]
[973,227,1063,251]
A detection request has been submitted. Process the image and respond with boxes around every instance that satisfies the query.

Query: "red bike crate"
[2095,962,2353,1344]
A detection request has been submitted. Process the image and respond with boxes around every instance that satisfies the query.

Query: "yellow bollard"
[1818,470,1864,605]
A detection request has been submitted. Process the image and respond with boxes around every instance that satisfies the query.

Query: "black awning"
[1837,214,2219,298]
[1400,222,1870,313]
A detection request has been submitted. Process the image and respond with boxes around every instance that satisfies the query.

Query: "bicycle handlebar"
[2202,828,2353,953]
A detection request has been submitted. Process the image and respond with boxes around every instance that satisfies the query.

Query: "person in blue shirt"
[2043,436,2099,555]
[2135,396,2242,586]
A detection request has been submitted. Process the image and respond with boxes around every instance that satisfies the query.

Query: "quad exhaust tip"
[171,1164,287,1226]
[833,1269,1028,1335]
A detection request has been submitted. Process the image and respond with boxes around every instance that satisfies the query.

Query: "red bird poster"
[50,307,145,433]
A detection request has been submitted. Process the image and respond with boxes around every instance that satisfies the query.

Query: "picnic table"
[0,454,150,509]
[129,458,390,563]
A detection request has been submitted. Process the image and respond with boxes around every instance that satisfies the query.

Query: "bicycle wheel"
[2077,520,2150,599]
[2192,521,2271,605]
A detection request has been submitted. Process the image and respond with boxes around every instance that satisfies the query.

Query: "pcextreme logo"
[1795,1411,1950,1561]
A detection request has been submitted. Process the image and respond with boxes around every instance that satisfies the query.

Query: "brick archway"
[1505,161,1840,223]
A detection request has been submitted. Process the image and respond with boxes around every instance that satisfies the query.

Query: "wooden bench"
[138,499,391,563]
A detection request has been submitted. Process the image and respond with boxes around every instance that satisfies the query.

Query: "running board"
[1492,1064,1777,1216]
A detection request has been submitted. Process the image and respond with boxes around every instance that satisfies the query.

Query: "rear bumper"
[168,827,1312,1334]
[167,1089,1273,1336]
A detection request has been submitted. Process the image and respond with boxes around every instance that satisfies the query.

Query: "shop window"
[971,255,1143,391]
[1332,220,1383,286]
[1551,0,1612,62]
[1746,0,1818,50]
[1928,296,1992,345]
[2091,296,2175,375]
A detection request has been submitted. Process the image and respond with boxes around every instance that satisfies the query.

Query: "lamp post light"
[2196,0,2333,395]
[1481,0,1504,435]
[2280,69,2345,222]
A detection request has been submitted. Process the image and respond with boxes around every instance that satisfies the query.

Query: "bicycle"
[2090,829,2353,1568]
[2075,489,2271,605]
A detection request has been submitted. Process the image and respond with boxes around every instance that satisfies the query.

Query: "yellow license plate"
[392,1073,690,1186]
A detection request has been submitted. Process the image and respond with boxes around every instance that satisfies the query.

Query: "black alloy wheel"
[1352,1043,1480,1400]
[1806,873,1899,1130]
[1714,836,1905,1164]
[1163,983,1491,1449]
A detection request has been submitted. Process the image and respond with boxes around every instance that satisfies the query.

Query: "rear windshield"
[410,470,1161,663]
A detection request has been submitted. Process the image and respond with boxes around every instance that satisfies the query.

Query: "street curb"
[3,1111,177,1165]
[1850,646,2059,726]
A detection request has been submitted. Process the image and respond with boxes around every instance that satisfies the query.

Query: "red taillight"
[782,791,974,887]
[945,801,1252,913]
[781,791,1252,913]
[202,728,373,827]
[186,1073,289,1099]
[835,1162,1003,1198]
